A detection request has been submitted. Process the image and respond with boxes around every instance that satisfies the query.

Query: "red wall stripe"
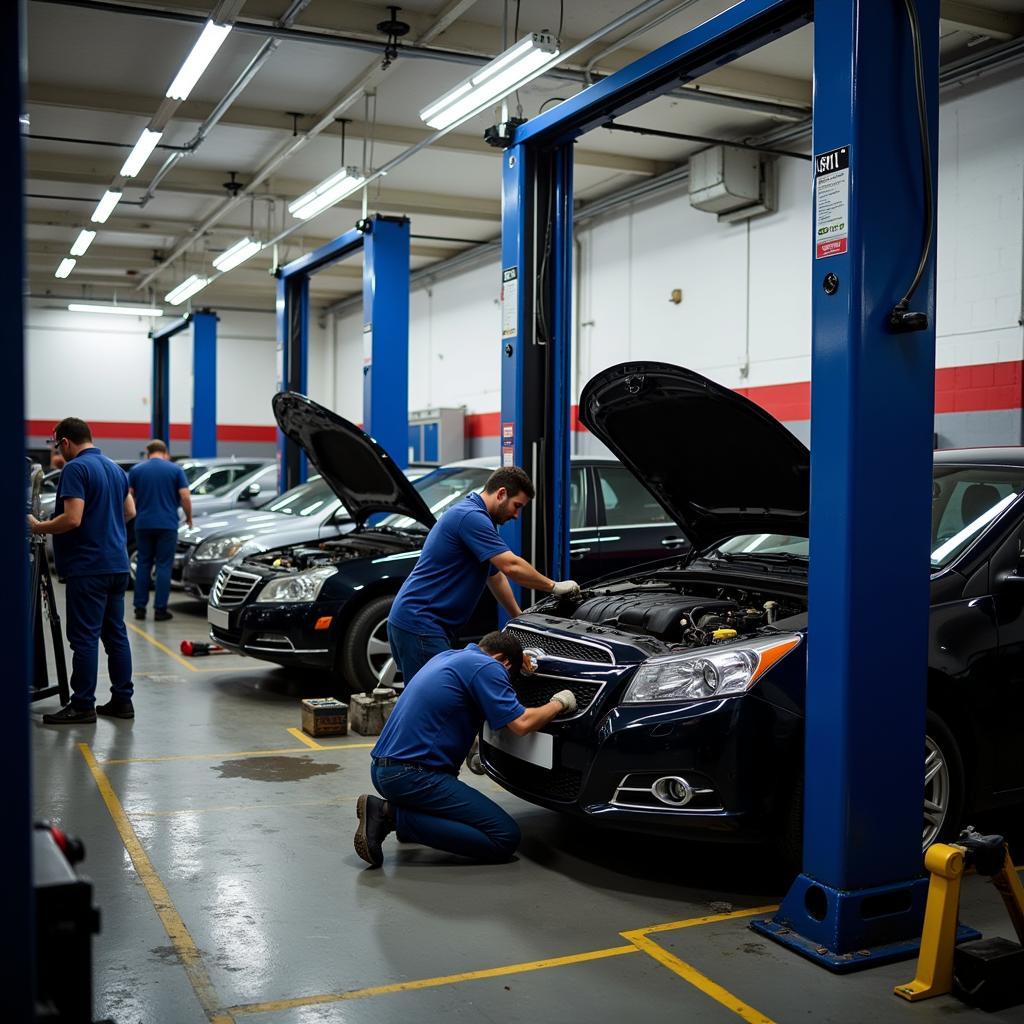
[26,420,277,443]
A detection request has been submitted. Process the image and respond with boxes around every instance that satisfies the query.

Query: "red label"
[816,238,848,259]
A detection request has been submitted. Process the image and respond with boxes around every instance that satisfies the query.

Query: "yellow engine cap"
[712,628,738,640]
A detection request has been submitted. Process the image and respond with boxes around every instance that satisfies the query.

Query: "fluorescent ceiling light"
[68,303,164,317]
[54,258,76,279]
[90,190,122,224]
[165,274,209,305]
[69,229,96,256]
[166,20,232,101]
[212,236,262,272]
[288,167,365,220]
[419,32,560,130]
[120,128,163,178]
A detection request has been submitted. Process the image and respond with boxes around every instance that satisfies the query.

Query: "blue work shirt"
[388,492,509,637]
[129,457,188,530]
[53,447,130,578]
[372,645,525,772]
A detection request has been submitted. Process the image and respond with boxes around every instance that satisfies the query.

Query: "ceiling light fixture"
[68,303,164,317]
[90,189,122,224]
[419,32,560,130]
[69,229,97,256]
[165,274,209,305]
[120,128,163,178]
[166,20,232,101]
[54,258,76,279]
[212,236,262,272]
[288,167,366,221]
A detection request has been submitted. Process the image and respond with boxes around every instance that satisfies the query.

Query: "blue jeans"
[371,762,520,862]
[134,527,177,611]
[386,620,449,685]
[65,573,133,709]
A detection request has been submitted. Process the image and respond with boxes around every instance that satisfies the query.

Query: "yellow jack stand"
[895,830,1024,1003]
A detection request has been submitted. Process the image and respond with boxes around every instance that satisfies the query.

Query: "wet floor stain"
[211,755,340,782]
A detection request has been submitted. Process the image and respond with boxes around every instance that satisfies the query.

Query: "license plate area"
[207,606,231,629]
[482,724,553,769]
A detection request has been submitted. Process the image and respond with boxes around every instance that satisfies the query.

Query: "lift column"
[751,0,943,968]
[190,309,218,457]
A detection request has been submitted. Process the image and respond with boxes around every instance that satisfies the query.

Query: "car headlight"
[255,566,337,604]
[194,535,256,561]
[622,633,801,704]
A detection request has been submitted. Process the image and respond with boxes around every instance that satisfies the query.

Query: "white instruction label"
[814,146,849,259]
[501,267,518,338]
[362,324,372,373]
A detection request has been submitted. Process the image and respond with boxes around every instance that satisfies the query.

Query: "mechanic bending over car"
[355,631,576,867]
[386,465,581,685]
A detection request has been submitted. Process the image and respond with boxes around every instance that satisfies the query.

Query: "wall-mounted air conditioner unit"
[688,145,777,223]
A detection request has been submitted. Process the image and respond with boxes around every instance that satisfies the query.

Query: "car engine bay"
[244,531,418,573]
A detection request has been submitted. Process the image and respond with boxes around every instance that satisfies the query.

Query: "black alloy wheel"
[341,595,399,695]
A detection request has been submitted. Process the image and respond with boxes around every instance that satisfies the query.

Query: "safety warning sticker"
[814,146,849,259]
[501,267,518,338]
[362,324,372,373]
[501,422,515,467]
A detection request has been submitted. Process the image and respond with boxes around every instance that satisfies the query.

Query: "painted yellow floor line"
[623,931,775,1024]
[79,743,233,1024]
[227,944,638,1016]
[632,904,780,937]
[287,726,324,749]
[101,742,375,765]
[126,621,199,672]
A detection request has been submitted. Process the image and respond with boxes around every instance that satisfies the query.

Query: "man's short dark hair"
[484,466,535,500]
[146,439,168,455]
[478,630,524,678]
[53,417,92,445]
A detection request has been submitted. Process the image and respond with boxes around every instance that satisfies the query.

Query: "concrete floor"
[31,584,1024,1024]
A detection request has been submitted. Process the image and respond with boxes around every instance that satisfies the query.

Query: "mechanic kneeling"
[354,631,575,867]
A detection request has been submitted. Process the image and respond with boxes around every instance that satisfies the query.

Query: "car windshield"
[710,534,809,559]
[930,466,1024,568]
[262,476,342,518]
[180,463,208,484]
[377,466,493,530]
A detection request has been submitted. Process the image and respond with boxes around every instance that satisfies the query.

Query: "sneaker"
[354,794,393,867]
[133,607,146,620]
[154,609,173,621]
[42,704,96,725]
[96,699,135,720]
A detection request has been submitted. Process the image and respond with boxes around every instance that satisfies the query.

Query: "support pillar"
[190,310,217,457]
[151,332,170,443]
[276,273,309,490]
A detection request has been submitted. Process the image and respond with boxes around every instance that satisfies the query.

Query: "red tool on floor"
[180,640,230,657]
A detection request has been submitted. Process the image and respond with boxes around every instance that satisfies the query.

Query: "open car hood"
[579,362,809,551]
[272,392,435,528]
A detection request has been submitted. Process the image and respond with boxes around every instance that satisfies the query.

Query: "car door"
[567,464,603,583]
[593,463,687,577]
[235,465,278,507]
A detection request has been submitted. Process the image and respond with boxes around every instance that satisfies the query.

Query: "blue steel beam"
[150,333,170,442]
[362,217,410,469]
[276,273,309,490]
[191,310,218,457]
[6,1,32,1015]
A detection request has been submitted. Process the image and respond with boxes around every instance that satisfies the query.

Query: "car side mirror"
[240,482,261,501]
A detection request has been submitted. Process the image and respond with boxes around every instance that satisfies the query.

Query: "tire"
[340,595,398,696]
[773,710,965,868]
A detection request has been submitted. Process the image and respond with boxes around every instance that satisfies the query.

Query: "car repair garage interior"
[12,1,1024,1021]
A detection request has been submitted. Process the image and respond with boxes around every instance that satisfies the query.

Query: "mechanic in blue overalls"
[386,465,580,685]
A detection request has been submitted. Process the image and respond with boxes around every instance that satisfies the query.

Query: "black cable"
[539,97,567,114]
[890,0,934,331]
[514,0,521,39]
[558,0,564,41]
[602,121,811,160]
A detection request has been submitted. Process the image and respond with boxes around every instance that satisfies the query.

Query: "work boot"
[42,704,97,725]
[354,794,394,867]
[134,606,146,620]
[154,609,173,621]
[96,699,135,720]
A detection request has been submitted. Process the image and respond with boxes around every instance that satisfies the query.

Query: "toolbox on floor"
[301,697,348,737]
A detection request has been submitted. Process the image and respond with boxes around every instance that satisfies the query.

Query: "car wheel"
[923,710,964,848]
[341,595,398,695]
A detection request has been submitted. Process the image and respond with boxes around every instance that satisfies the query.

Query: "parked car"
[480,361,1024,860]
[176,456,266,487]
[206,392,685,692]
[187,461,278,520]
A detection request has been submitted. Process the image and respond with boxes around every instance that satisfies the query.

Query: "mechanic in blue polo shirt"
[354,631,577,867]
[386,465,580,687]
[28,417,137,724]
[129,439,192,621]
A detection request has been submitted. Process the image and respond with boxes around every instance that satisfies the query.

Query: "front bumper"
[181,555,228,599]
[208,599,338,669]
[480,675,801,843]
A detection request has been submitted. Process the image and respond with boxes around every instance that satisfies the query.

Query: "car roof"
[434,454,619,472]
[934,447,1024,467]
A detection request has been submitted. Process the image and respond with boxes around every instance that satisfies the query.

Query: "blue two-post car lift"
[275,213,411,491]
[499,0,944,969]
[149,309,219,457]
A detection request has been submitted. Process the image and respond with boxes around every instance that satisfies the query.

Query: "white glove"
[550,579,581,598]
[551,689,577,715]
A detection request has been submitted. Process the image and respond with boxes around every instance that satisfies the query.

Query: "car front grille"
[211,568,261,608]
[504,626,613,664]
[514,675,604,718]
[482,743,582,802]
